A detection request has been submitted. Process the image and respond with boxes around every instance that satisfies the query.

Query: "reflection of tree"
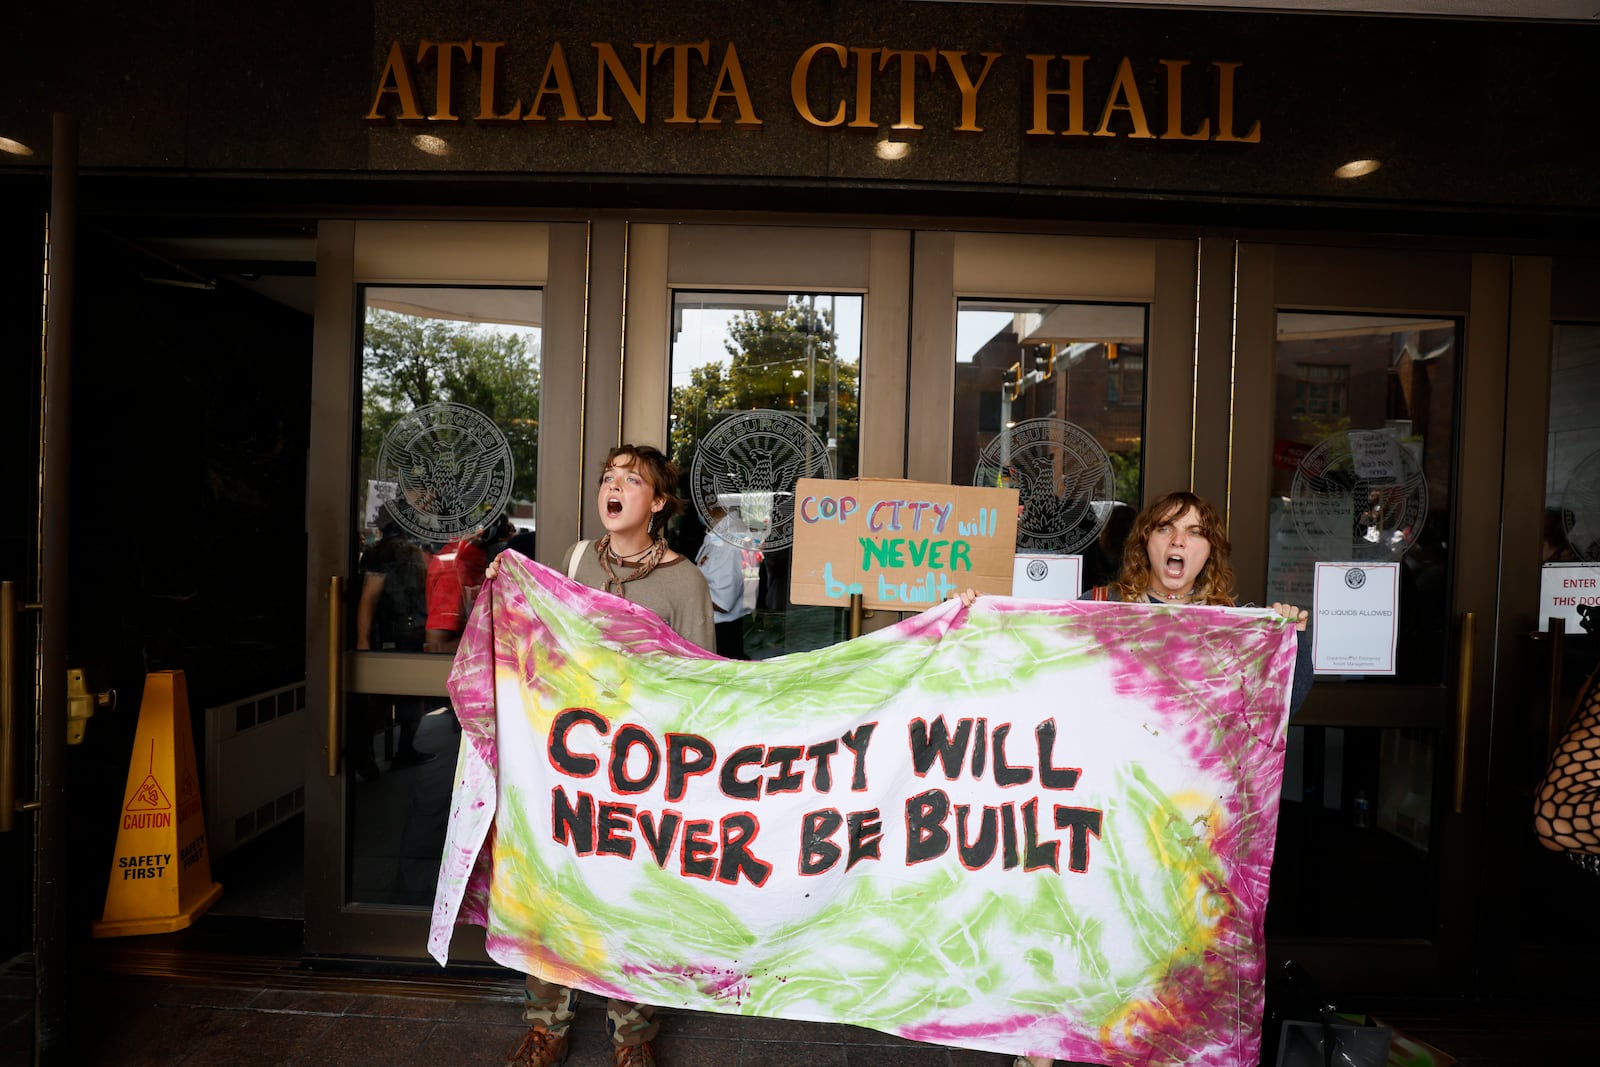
[1109,443,1141,504]
[362,309,540,506]
[1298,415,1352,445]
[669,302,859,477]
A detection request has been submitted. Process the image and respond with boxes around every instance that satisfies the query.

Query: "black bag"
[1263,961,1391,1067]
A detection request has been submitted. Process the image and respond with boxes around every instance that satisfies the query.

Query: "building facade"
[3,0,1599,1052]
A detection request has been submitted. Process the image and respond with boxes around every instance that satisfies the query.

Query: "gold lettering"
[475,42,522,122]
[1158,59,1209,141]
[525,42,585,122]
[366,40,423,121]
[1024,54,1088,136]
[591,42,651,124]
[791,43,848,128]
[700,43,762,126]
[939,50,1001,134]
[655,41,712,126]
[849,47,878,128]
[1213,61,1261,142]
[1093,57,1153,138]
[879,48,937,131]
[417,40,472,122]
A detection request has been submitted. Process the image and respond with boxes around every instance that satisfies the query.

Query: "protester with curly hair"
[964,489,1312,1067]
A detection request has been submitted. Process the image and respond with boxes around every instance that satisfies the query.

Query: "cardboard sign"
[789,478,1018,609]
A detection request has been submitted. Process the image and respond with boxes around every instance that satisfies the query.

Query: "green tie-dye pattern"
[490,749,1229,1042]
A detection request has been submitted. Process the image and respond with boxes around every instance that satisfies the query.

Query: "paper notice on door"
[1311,561,1400,675]
[1347,428,1404,484]
[1538,562,1600,634]
[365,480,399,526]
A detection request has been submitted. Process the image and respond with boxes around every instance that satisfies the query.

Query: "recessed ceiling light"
[875,139,910,161]
[0,136,35,157]
[1334,158,1381,179]
[411,134,451,157]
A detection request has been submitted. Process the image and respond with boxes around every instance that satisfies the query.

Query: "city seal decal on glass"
[691,410,833,552]
[1290,428,1427,561]
[1559,447,1600,562]
[973,418,1116,554]
[376,401,514,544]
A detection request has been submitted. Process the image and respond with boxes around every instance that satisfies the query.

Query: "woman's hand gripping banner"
[430,553,1299,1067]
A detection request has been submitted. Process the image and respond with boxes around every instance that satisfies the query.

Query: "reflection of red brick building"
[953,322,1145,492]
[1270,321,1456,505]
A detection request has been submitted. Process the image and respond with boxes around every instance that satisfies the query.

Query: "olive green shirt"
[564,542,717,654]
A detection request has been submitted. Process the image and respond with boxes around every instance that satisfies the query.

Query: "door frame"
[1494,254,1600,993]
[906,230,1197,498]
[299,215,1552,995]
[303,219,580,958]
[1232,241,1514,990]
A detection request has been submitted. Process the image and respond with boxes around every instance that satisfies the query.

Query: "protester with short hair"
[497,443,714,1067]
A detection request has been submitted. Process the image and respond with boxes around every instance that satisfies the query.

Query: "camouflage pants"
[523,976,658,1046]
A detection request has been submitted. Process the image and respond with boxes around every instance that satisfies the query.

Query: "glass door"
[667,289,864,657]
[304,221,572,959]
[1504,255,1600,991]
[903,231,1200,603]
[343,285,541,910]
[949,298,1147,586]
[1231,244,1510,990]
[620,223,911,638]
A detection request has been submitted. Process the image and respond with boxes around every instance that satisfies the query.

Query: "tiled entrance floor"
[0,929,1595,1066]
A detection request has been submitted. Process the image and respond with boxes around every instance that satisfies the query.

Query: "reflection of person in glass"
[962,491,1311,1067]
[462,512,515,601]
[1543,507,1577,563]
[354,506,436,770]
[497,444,714,1067]
[358,506,428,652]
[1080,502,1136,591]
[424,537,467,654]
[695,506,752,659]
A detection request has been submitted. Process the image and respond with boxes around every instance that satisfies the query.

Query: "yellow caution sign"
[93,671,223,937]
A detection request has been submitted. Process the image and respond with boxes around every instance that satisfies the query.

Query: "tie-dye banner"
[429,554,1298,1066]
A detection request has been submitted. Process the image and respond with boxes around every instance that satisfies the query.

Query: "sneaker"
[391,747,436,767]
[506,1025,569,1067]
[612,1041,656,1067]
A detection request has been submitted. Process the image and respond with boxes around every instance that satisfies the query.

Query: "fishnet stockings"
[1535,665,1600,854]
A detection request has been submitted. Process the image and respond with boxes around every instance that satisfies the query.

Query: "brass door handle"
[1453,611,1475,815]
[1546,617,1567,758]
[327,576,343,778]
[1,582,16,831]
[0,583,43,828]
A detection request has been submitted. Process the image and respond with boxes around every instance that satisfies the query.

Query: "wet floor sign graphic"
[93,670,223,937]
